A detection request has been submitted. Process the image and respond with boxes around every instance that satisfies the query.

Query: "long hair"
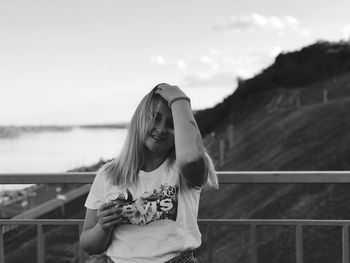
[101,85,218,190]
[101,87,169,188]
[203,152,219,190]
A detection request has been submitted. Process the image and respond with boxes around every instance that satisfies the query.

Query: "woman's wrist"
[168,96,191,108]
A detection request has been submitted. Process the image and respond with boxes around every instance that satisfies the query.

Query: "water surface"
[0,127,127,191]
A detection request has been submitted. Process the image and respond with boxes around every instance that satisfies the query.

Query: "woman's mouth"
[151,134,166,141]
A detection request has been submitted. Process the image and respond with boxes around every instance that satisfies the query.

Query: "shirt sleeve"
[84,169,106,210]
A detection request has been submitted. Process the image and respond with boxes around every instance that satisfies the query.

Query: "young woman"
[80,83,218,263]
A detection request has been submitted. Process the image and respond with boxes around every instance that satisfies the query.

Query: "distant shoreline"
[77,123,128,129]
[0,124,128,139]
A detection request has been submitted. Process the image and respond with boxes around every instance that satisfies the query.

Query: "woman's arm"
[156,84,208,187]
[80,203,124,255]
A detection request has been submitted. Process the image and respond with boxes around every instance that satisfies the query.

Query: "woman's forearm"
[154,83,208,186]
[171,99,204,160]
[171,99,207,186]
[80,223,113,255]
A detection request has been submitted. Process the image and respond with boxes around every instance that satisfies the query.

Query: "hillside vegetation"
[195,40,350,137]
[196,40,350,263]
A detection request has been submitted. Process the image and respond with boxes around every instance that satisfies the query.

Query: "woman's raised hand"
[155,83,189,107]
[97,202,125,232]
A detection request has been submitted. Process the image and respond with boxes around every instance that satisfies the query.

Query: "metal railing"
[0,219,85,263]
[1,171,350,263]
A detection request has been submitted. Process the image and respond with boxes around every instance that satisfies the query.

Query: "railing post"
[219,140,225,166]
[206,224,213,263]
[323,89,328,103]
[226,124,234,149]
[343,225,349,263]
[296,96,300,108]
[296,224,303,263]
[37,224,45,263]
[0,225,4,263]
[250,224,257,263]
[79,223,86,263]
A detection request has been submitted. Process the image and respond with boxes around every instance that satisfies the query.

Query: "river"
[0,127,127,191]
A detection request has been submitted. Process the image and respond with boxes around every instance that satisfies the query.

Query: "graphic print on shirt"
[111,184,179,225]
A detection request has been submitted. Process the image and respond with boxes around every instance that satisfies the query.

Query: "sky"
[1,0,350,125]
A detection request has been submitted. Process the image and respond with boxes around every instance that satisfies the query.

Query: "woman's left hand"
[155,83,188,104]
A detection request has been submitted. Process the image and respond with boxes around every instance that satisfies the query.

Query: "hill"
[196,40,350,263]
[195,40,350,137]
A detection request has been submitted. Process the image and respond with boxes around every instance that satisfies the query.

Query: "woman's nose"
[154,120,167,132]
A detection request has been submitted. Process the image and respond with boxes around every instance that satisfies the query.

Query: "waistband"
[107,250,197,263]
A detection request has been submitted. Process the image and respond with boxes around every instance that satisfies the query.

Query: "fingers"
[98,202,115,211]
[99,202,118,211]
[155,84,186,101]
[156,83,170,89]
[99,213,124,229]
[99,207,120,218]
[97,202,125,231]
[99,218,124,231]
[98,203,116,216]
[98,203,122,217]
[155,83,177,92]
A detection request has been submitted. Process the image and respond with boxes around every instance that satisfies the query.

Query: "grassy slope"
[197,73,350,263]
[224,97,350,171]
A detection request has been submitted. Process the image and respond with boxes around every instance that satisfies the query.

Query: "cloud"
[183,46,285,87]
[269,46,282,57]
[248,46,282,64]
[150,56,188,70]
[208,48,221,56]
[150,55,166,65]
[196,55,219,70]
[341,24,350,40]
[214,13,310,36]
[183,72,236,87]
[151,46,284,88]
[235,69,254,79]
[174,59,188,70]
[151,52,226,75]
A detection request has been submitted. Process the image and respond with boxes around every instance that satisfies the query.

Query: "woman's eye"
[154,114,161,123]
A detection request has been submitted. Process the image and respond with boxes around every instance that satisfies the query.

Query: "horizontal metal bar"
[197,219,350,226]
[1,218,350,227]
[217,171,350,184]
[0,219,83,225]
[2,171,350,184]
[0,172,95,184]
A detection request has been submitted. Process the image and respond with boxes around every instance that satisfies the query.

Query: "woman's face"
[144,99,175,157]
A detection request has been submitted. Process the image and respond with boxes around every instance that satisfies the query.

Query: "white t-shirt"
[84,159,202,263]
